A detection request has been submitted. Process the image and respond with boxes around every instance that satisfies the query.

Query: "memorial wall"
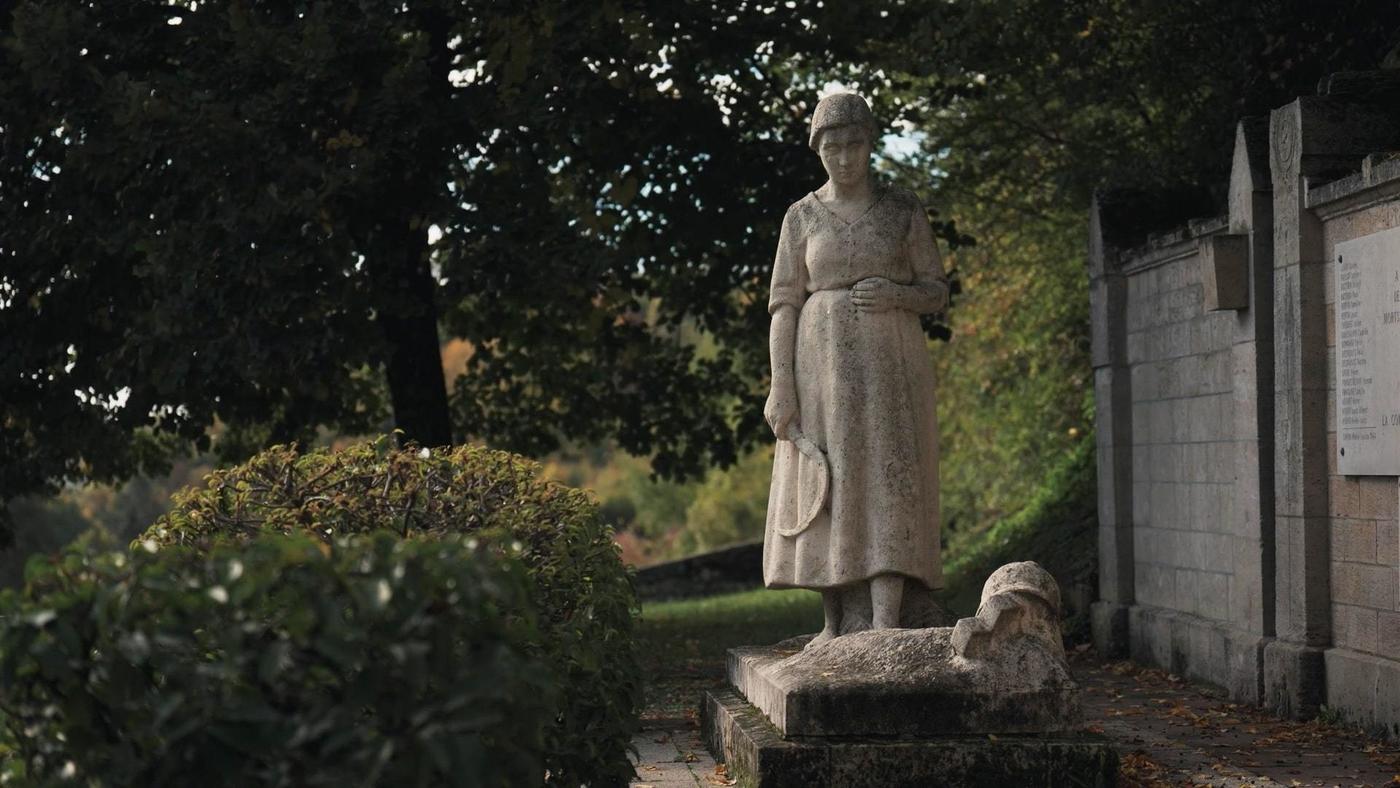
[1313,168,1400,722]
[1090,77,1400,735]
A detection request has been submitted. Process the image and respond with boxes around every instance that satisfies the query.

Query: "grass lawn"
[636,588,822,721]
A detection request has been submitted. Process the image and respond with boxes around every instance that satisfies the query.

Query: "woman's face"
[817,125,873,188]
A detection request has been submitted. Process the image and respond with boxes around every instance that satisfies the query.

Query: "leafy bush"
[143,440,642,787]
[0,533,553,787]
[935,205,1094,538]
[673,446,772,556]
[943,436,1098,640]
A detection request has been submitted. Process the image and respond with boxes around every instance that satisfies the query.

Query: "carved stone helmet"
[808,92,879,151]
[976,561,1062,617]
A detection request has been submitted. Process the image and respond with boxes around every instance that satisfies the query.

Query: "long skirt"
[762,289,941,590]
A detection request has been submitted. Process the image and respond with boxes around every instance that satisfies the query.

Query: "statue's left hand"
[764,386,800,441]
[850,277,902,313]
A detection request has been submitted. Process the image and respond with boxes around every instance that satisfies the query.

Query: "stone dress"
[763,186,947,592]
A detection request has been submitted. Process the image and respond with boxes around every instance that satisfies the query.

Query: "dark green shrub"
[144,440,642,787]
[944,437,1097,640]
[0,532,553,787]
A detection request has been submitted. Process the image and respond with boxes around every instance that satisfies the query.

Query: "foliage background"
[2,533,557,787]
[545,0,1400,565]
[4,0,1400,587]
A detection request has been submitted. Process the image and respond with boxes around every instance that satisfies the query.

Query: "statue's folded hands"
[849,275,947,314]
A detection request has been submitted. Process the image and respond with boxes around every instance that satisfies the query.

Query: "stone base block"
[1091,601,1130,659]
[1324,648,1400,738]
[1262,639,1325,719]
[728,630,1080,737]
[1124,603,1267,703]
[702,688,1118,788]
[1223,630,1267,705]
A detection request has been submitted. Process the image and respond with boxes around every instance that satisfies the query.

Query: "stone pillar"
[1222,117,1276,704]
[1264,96,1398,718]
[1088,194,1134,658]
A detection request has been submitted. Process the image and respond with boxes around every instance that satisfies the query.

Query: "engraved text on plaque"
[1335,226,1400,476]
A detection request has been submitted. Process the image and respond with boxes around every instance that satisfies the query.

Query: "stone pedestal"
[701,563,1119,786]
[702,688,1116,788]
[729,630,1080,738]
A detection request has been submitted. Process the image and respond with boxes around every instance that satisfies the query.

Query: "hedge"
[143,440,642,787]
[0,533,553,787]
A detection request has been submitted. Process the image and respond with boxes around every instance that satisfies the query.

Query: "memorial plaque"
[1335,226,1400,476]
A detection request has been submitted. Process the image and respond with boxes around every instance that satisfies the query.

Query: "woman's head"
[809,93,878,187]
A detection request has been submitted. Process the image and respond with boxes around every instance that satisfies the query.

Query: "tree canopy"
[3,0,1397,543]
[843,0,1400,531]
[0,2,940,521]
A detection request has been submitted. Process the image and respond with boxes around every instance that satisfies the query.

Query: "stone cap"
[1307,152,1400,214]
[808,92,878,150]
[1089,186,1218,271]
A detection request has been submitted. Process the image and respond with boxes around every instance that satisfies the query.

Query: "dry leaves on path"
[1119,751,1172,788]
[1083,653,1400,787]
[708,763,737,786]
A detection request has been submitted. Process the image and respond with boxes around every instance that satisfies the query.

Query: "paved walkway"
[1078,653,1400,787]
[629,719,726,787]
[632,651,1400,787]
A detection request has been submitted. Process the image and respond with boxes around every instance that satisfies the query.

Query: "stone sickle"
[775,426,830,537]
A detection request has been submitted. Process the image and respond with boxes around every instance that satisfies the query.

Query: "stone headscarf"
[808,92,879,151]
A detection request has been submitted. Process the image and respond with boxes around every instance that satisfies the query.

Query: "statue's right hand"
[764,387,799,441]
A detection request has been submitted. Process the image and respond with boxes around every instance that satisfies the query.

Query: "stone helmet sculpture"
[954,561,1065,660]
[977,561,1062,617]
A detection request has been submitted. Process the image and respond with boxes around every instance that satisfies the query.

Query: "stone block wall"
[1312,164,1400,731]
[1102,214,1272,699]
[1091,79,1400,735]
[1124,227,1238,626]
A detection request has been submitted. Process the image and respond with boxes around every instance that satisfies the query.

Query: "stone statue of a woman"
[763,92,949,648]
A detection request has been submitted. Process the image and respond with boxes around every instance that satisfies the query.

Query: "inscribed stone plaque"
[1334,226,1400,475]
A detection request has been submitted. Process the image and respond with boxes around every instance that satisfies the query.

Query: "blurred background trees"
[3,0,1398,574]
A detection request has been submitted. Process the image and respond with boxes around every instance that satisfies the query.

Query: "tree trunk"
[375,224,453,448]
[373,8,456,449]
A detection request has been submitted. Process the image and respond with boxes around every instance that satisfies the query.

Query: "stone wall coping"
[1120,215,1229,275]
[1307,152,1400,220]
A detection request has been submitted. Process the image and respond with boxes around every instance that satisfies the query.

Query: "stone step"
[702,687,1118,788]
